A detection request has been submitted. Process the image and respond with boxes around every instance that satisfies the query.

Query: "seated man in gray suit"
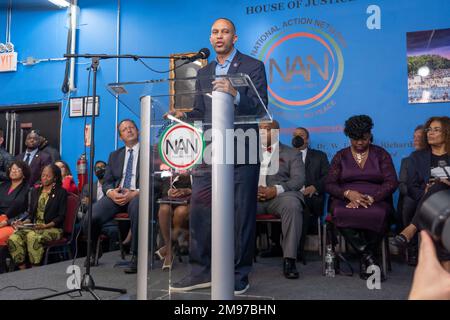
[257,120,305,279]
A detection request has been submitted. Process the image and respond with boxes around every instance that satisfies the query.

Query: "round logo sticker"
[158,123,204,170]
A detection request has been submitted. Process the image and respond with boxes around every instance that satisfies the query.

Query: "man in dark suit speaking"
[170,18,268,295]
[83,119,140,273]
[293,127,329,260]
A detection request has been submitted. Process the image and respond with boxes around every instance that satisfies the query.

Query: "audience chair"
[43,192,80,265]
[114,212,130,260]
[297,206,323,265]
[93,213,130,265]
[256,214,281,254]
[321,214,391,279]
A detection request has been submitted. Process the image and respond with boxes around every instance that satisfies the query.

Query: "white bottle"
[325,245,336,277]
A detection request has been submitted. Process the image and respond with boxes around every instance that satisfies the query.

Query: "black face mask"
[292,136,305,149]
[95,168,105,180]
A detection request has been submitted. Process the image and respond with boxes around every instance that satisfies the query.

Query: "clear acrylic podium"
[108,73,271,300]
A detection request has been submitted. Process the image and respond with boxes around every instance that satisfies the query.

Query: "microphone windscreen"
[199,48,210,59]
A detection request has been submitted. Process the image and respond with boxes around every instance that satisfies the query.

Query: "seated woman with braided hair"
[7,164,67,269]
[325,115,398,280]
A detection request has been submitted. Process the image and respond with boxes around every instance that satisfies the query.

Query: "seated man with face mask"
[81,160,107,210]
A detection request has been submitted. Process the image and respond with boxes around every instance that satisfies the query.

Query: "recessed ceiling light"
[48,0,71,8]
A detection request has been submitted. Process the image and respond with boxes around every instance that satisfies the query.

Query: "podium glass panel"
[108,74,273,300]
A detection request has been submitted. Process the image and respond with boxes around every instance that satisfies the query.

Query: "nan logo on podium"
[159,123,204,170]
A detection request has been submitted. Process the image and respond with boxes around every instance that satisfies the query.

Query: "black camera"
[418,189,450,251]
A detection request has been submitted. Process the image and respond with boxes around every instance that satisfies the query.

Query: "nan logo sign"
[251,18,346,118]
[159,123,204,170]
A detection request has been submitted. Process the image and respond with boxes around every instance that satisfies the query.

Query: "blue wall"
[0,0,449,180]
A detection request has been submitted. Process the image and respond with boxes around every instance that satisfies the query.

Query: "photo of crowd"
[407,28,450,104]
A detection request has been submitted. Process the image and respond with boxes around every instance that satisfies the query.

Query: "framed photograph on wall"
[407,28,450,104]
[169,52,208,113]
[69,97,84,117]
[84,96,100,116]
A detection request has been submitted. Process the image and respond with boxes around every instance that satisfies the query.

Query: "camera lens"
[418,190,450,251]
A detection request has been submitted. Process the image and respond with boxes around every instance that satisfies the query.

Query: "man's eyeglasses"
[424,127,442,133]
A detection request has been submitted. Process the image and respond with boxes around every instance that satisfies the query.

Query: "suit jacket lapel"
[118,148,126,183]
[227,51,242,75]
[304,149,311,168]
[207,60,217,75]
[136,152,140,188]
[30,152,39,166]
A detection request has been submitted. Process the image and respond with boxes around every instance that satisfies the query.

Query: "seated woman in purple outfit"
[325,115,398,279]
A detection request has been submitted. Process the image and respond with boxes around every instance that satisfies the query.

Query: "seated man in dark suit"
[15,130,51,186]
[82,120,140,273]
[293,127,329,257]
[396,125,425,265]
[257,120,305,279]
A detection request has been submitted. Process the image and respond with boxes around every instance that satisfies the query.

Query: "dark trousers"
[338,227,383,259]
[265,194,318,255]
[189,164,259,283]
[83,196,139,254]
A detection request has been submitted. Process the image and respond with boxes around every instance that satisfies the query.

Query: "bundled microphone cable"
[138,47,210,74]
[61,23,72,94]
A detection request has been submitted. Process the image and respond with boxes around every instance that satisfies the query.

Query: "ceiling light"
[48,0,71,8]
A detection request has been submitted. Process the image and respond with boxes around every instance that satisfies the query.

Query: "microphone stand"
[37,53,175,300]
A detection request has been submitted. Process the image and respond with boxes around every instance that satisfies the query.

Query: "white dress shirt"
[97,181,104,201]
[23,148,39,165]
[299,148,307,192]
[119,142,139,190]
[300,148,307,164]
[258,142,284,196]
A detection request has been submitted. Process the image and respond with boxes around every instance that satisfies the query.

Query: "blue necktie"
[123,149,134,189]
[25,153,31,165]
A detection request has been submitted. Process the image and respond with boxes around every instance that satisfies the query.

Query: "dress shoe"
[390,234,409,249]
[359,253,377,280]
[169,273,211,292]
[234,277,250,295]
[260,245,283,258]
[124,255,137,274]
[283,258,299,279]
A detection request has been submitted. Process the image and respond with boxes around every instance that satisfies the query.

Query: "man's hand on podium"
[163,110,185,119]
[212,78,237,97]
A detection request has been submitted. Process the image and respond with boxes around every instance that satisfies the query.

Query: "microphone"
[438,160,450,179]
[180,48,210,61]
